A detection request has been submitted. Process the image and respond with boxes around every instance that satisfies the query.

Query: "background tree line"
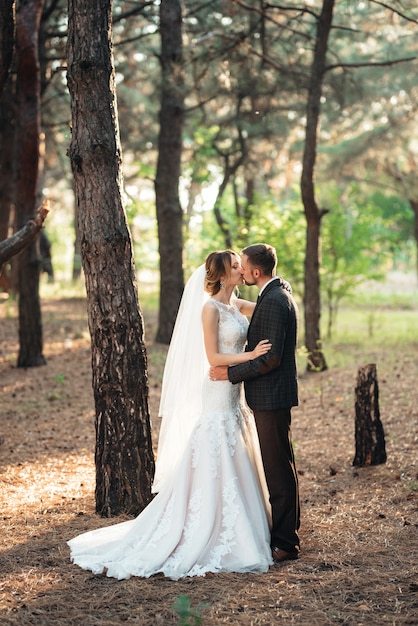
[0,0,417,515]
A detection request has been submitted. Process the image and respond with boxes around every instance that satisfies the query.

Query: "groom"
[210,243,300,563]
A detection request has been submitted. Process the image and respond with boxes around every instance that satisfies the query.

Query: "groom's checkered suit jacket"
[228,278,299,411]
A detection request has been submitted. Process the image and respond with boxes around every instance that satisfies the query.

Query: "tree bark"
[155,0,185,344]
[72,187,82,281]
[15,0,46,368]
[409,199,418,280]
[301,0,335,372]
[0,76,16,290]
[353,363,386,467]
[0,83,15,242]
[67,0,155,517]
[0,0,14,96]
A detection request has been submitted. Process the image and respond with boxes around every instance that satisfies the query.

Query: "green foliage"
[172,595,209,626]
[33,0,418,345]
[317,182,412,338]
[184,126,222,185]
[369,191,415,258]
[253,191,306,291]
[183,184,306,295]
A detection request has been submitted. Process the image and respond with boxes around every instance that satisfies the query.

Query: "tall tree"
[300,0,334,371]
[15,0,46,367]
[155,0,185,344]
[67,0,154,516]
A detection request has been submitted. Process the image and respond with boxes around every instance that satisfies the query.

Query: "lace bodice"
[209,298,249,355]
[200,298,250,436]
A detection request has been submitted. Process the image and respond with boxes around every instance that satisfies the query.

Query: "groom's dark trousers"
[254,408,300,553]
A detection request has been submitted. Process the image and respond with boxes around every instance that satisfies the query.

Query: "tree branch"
[236,0,319,20]
[0,201,49,269]
[369,0,418,24]
[326,56,416,72]
[112,1,156,24]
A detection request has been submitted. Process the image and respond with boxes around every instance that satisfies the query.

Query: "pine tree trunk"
[0,79,15,291]
[0,0,14,96]
[0,80,14,243]
[155,0,185,344]
[72,188,82,281]
[409,199,418,280]
[303,216,325,370]
[15,0,46,368]
[67,0,154,516]
[301,0,335,372]
[353,363,387,467]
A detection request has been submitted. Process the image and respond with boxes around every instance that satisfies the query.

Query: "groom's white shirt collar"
[258,276,278,297]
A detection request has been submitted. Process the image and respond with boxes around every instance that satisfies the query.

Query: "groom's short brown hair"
[242,243,277,276]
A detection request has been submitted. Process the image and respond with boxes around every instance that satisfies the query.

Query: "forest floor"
[0,295,417,625]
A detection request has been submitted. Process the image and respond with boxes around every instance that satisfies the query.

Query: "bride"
[67,250,273,579]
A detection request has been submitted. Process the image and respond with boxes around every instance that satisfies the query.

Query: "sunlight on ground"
[1,296,417,625]
[2,454,95,516]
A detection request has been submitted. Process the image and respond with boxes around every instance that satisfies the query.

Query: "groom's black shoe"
[272,547,299,563]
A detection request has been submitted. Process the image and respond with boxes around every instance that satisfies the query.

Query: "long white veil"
[152,264,209,493]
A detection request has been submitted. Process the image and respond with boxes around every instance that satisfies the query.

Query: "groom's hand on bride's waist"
[209,366,229,381]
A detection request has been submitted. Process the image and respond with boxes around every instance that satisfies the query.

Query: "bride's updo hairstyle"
[204,249,236,296]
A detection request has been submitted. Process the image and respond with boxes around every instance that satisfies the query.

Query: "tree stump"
[353,363,387,466]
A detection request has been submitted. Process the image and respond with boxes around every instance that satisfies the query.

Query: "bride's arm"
[202,301,271,367]
[235,298,256,317]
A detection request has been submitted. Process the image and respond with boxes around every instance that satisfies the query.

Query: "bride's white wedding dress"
[67,298,272,580]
